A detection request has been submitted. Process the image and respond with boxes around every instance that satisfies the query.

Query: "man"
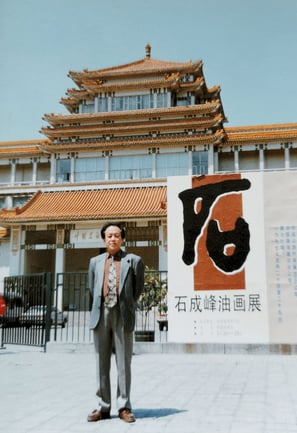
[87,222,144,423]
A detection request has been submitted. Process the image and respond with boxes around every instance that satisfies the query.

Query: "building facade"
[1,45,297,289]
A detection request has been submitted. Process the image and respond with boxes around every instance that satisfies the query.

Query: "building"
[1,44,297,289]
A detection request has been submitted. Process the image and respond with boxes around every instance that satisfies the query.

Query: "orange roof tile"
[225,123,297,144]
[0,139,49,158]
[0,227,9,239]
[0,146,43,158]
[225,122,297,133]
[0,187,167,223]
[39,130,225,153]
[68,57,202,85]
[43,102,222,126]
[0,139,49,146]
[0,139,50,158]
[41,114,224,138]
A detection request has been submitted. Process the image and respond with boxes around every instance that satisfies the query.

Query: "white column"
[55,230,65,310]
[107,96,112,112]
[284,145,290,170]
[19,228,26,272]
[208,146,214,174]
[105,154,110,180]
[32,159,37,185]
[259,147,265,170]
[158,224,167,270]
[50,154,56,184]
[152,153,156,178]
[70,155,75,183]
[188,151,193,176]
[10,160,16,185]
[55,248,64,275]
[167,92,171,107]
[9,226,22,274]
[234,147,239,172]
[94,96,99,112]
[5,196,13,209]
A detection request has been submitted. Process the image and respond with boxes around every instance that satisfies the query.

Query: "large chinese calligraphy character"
[178,174,251,291]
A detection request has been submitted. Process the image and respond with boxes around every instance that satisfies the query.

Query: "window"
[13,196,31,208]
[192,151,208,175]
[176,95,191,106]
[141,94,154,109]
[56,159,71,182]
[111,95,154,112]
[81,101,95,113]
[156,93,167,108]
[75,158,105,182]
[112,97,124,112]
[109,155,152,180]
[98,98,108,112]
[156,153,188,177]
[180,74,194,83]
[0,165,11,185]
[15,164,32,184]
[37,162,50,183]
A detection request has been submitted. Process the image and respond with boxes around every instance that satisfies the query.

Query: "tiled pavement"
[1,343,297,433]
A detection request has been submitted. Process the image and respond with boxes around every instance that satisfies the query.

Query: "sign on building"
[167,172,297,343]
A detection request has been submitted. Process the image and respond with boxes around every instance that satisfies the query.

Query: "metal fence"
[52,272,92,344]
[0,270,168,349]
[52,270,168,344]
[1,273,52,350]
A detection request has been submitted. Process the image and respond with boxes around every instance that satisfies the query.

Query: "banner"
[167,172,297,343]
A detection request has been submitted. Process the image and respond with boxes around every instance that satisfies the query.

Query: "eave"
[68,58,203,86]
[0,186,167,224]
[40,114,224,140]
[43,102,222,127]
[225,123,297,145]
[39,130,225,153]
[61,76,206,108]
[0,139,50,159]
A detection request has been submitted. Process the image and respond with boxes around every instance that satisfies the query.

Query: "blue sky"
[1,0,297,141]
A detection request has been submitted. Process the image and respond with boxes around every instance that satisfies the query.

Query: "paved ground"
[1,343,297,433]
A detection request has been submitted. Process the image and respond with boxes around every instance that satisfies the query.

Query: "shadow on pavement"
[134,408,187,419]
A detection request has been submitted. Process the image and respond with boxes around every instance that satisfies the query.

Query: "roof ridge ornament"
[145,43,151,58]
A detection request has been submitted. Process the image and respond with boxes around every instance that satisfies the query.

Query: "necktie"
[105,256,117,308]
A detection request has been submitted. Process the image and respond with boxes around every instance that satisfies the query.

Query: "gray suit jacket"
[88,250,144,331]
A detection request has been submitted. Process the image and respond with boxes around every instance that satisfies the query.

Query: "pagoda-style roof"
[41,99,226,151]
[39,130,225,154]
[65,75,206,96]
[41,114,224,139]
[43,102,222,127]
[0,139,49,159]
[0,186,167,224]
[59,45,222,114]
[68,44,203,85]
[37,45,227,151]
[3,123,297,161]
[225,123,297,145]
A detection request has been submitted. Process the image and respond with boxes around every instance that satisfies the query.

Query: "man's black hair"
[101,222,126,240]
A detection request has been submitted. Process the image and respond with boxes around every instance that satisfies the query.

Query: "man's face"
[104,225,123,255]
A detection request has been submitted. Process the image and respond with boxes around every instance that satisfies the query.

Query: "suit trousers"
[93,302,133,412]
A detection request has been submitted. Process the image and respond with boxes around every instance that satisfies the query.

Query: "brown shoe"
[87,409,111,422]
[119,408,136,423]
